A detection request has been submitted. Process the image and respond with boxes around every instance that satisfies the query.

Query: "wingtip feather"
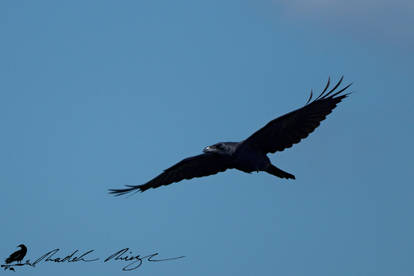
[305,89,313,105]
[308,76,352,104]
[108,185,144,197]
[315,77,331,101]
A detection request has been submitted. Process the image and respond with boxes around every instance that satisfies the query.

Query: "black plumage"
[5,244,27,264]
[109,77,351,196]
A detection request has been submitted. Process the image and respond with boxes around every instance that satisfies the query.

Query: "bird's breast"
[233,145,269,173]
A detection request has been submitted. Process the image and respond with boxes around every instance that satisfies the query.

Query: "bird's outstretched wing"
[109,153,233,195]
[242,76,351,154]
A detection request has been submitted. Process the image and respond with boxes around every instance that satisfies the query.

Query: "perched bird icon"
[5,244,27,264]
[109,77,351,196]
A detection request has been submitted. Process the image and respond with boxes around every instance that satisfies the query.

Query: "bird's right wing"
[241,77,351,154]
[109,153,233,196]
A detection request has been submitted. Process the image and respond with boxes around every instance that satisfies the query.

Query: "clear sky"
[1,1,413,275]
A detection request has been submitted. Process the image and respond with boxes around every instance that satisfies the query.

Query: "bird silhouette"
[5,244,27,264]
[109,77,351,196]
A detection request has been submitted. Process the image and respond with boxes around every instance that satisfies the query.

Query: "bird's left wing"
[241,77,351,154]
[109,153,233,196]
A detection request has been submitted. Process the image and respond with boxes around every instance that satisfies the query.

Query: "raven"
[109,77,351,196]
[5,244,27,264]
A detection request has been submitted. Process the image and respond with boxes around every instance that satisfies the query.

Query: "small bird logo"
[5,244,27,265]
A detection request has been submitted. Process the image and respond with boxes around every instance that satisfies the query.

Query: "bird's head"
[203,143,225,154]
[203,142,237,155]
[17,244,26,249]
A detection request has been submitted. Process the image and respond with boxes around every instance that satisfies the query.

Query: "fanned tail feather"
[265,164,295,180]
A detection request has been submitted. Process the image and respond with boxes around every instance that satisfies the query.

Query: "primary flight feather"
[109,77,351,196]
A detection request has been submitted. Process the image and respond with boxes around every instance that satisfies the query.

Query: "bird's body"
[5,244,27,264]
[233,142,270,173]
[109,77,351,196]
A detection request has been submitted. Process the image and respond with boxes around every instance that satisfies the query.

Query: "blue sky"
[1,1,413,275]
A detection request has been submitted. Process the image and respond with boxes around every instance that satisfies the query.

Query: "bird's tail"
[265,164,295,180]
[5,257,12,264]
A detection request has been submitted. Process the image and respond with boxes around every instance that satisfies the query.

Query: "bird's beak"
[203,146,211,153]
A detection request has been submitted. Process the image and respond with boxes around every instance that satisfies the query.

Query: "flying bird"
[5,244,27,264]
[109,77,351,196]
